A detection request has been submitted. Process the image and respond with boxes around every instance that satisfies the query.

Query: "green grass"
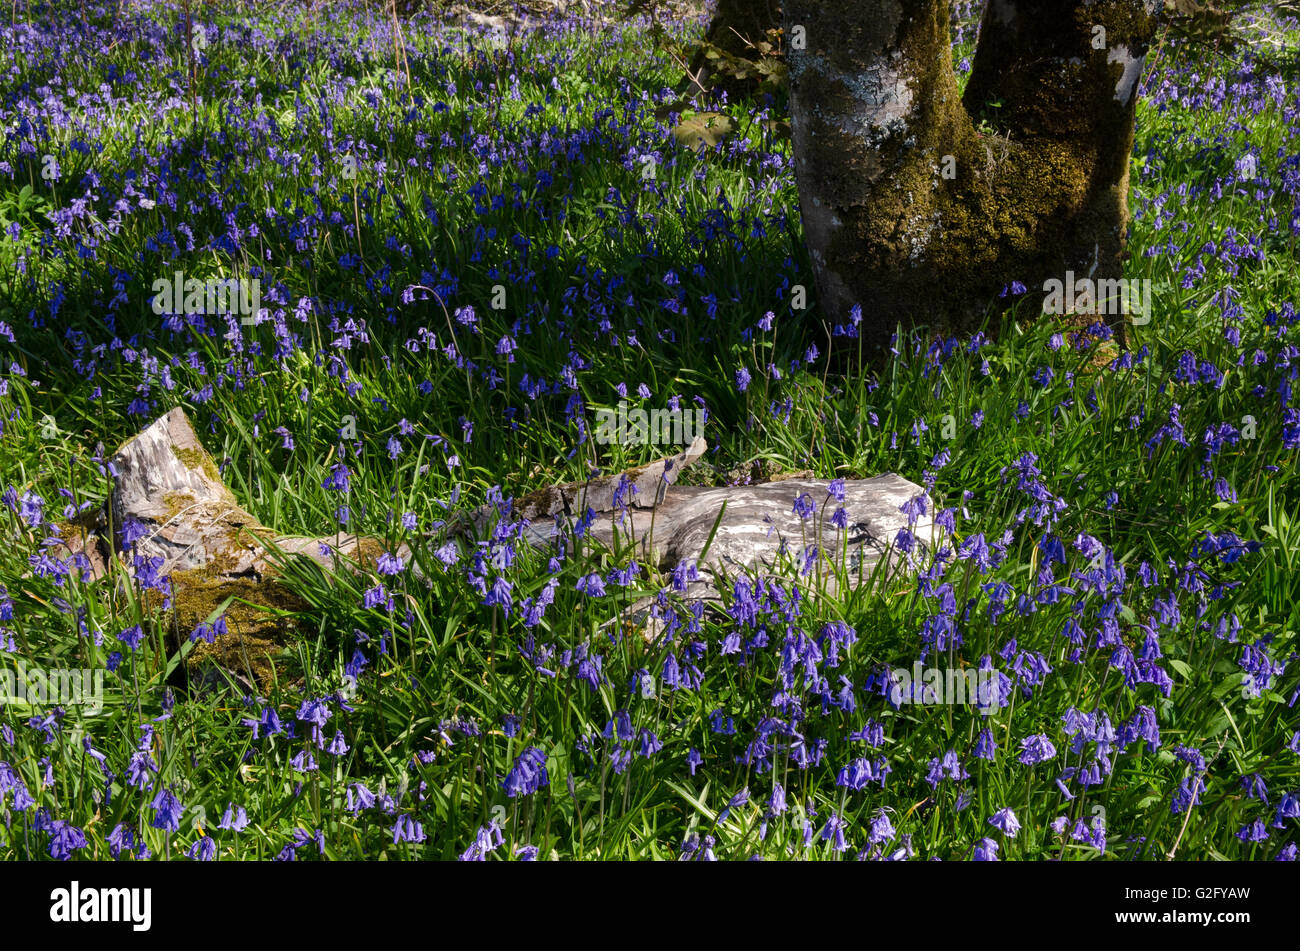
[0,0,1297,861]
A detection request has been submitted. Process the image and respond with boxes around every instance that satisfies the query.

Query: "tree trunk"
[784,0,1163,358]
[689,0,783,94]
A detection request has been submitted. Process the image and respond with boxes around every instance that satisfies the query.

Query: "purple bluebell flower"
[503,747,549,798]
[150,787,184,832]
[392,815,426,844]
[989,807,1021,836]
[1018,734,1057,765]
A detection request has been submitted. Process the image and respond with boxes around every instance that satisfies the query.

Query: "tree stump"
[103,408,401,690]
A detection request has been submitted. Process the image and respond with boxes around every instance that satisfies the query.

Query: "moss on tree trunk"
[785,0,1163,359]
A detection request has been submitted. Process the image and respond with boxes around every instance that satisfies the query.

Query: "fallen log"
[466,439,939,637]
[48,408,937,684]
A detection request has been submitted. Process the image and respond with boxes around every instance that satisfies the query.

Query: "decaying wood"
[51,408,935,681]
[109,407,392,581]
[49,408,405,689]
[482,437,708,528]
[468,437,938,637]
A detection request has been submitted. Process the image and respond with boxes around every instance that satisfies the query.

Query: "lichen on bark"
[785,0,1163,359]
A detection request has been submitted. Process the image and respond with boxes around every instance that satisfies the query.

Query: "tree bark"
[784,0,1163,358]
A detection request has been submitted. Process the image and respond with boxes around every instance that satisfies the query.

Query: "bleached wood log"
[97,408,408,688]
[471,439,939,637]
[108,407,393,579]
[65,408,933,675]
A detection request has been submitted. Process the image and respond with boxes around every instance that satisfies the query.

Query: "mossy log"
[784,0,1163,359]
[96,408,404,688]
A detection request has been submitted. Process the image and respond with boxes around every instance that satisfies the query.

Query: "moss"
[351,535,384,571]
[157,560,309,690]
[517,483,563,518]
[161,491,197,522]
[170,443,224,484]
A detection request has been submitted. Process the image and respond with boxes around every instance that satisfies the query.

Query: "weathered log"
[481,436,708,529]
[475,439,938,637]
[57,409,934,678]
[109,407,390,581]
[82,408,404,688]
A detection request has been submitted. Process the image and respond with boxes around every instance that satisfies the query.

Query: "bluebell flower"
[837,758,877,791]
[117,624,145,649]
[637,729,662,757]
[290,750,318,773]
[718,788,750,823]
[150,787,184,832]
[899,494,927,524]
[1273,792,1300,828]
[322,463,351,492]
[1241,773,1268,802]
[867,811,895,845]
[1018,734,1057,765]
[47,820,88,860]
[504,746,549,798]
[819,811,849,852]
[347,783,376,815]
[219,804,249,831]
[1172,776,1205,815]
[107,823,135,860]
[988,807,1021,836]
[1237,819,1269,843]
[187,836,217,861]
[575,572,606,597]
[392,815,426,844]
